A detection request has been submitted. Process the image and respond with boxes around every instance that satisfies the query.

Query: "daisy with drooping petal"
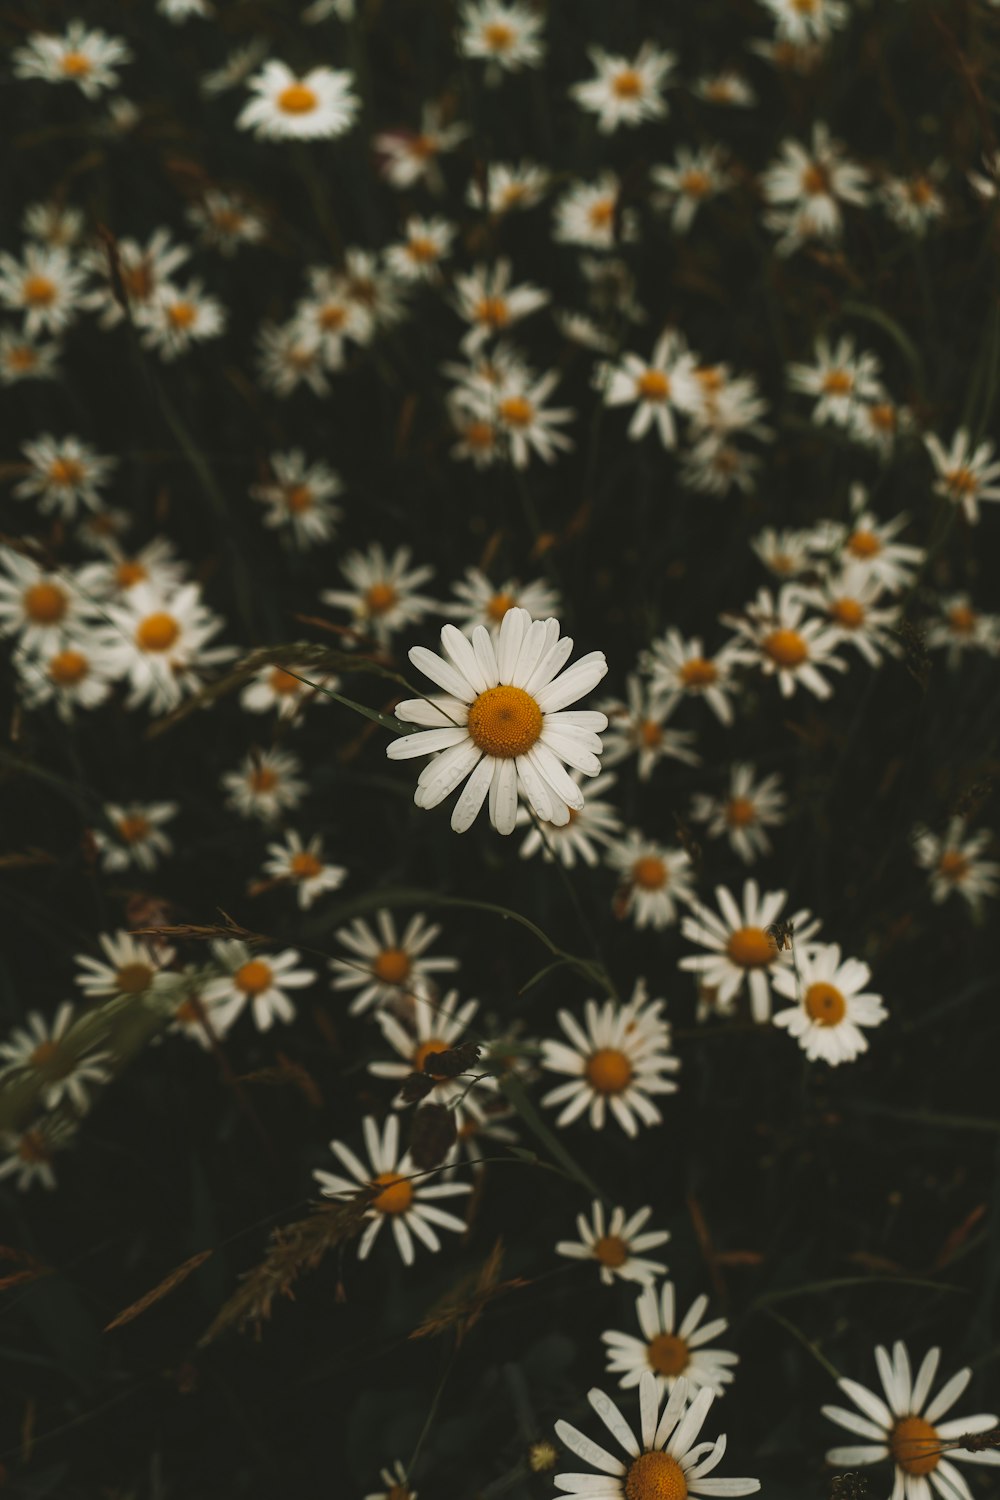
[824,1341,1000,1500]
[722,585,848,699]
[202,941,317,1032]
[314,1114,471,1266]
[239,663,337,721]
[98,583,234,714]
[260,831,347,909]
[652,146,733,233]
[925,428,1000,524]
[606,833,696,931]
[458,1,545,77]
[913,819,1000,914]
[570,44,676,134]
[452,260,550,355]
[556,1201,670,1287]
[92,800,178,872]
[0,245,88,338]
[238,61,359,140]
[540,982,680,1137]
[771,942,887,1065]
[330,911,459,1017]
[554,1371,760,1499]
[370,988,495,1122]
[387,608,608,834]
[690,764,787,866]
[0,1004,111,1113]
[447,567,561,637]
[601,329,699,448]
[321,544,438,645]
[679,879,819,1022]
[603,1282,739,1398]
[12,22,132,97]
[601,676,700,780]
[516,770,623,867]
[14,434,116,518]
[642,631,744,728]
[74,931,175,1001]
[553,174,638,251]
[250,449,344,548]
[221,747,307,821]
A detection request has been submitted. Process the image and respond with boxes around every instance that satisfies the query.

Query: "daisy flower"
[692,71,757,107]
[467,160,550,214]
[386,608,608,834]
[759,0,849,44]
[490,367,576,468]
[0,327,61,385]
[0,1004,111,1113]
[683,436,763,497]
[186,190,266,257]
[722,585,848,699]
[23,201,85,248]
[652,146,732,233]
[98,583,234,714]
[601,329,700,448]
[163,971,243,1049]
[293,267,369,369]
[679,878,818,1022]
[0,1117,77,1193]
[540,982,680,1137]
[321,544,438,644]
[913,819,1000,914]
[12,22,132,97]
[385,216,457,282]
[260,831,347,909]
[690,764,787,866]
[606,833,696,931]
[556,1201,670,1287]
[238,61,359,140]
[452,260,550,355]
[76,537,186,602]
[554,1371,760,1499]
[92,800,178,872]
[374,103,468,190]
[221,747,307,821]
[364,1461,417,1500]
[447,567,561,637]
[824,1341,1000,1500]
[879,169,947,236]
[787,335,885,427]
[750,526,817,581]
[0,551,93,656]
[925,428,1000,524]
[17,636,118,720]
[553,174,638,251]
[516,770,623,867]
[136,279,226,361]
[82,228,191,329]
[330,911,458,1017]
[74,931,175,1001]
[14,434,116,518]
[250,449,343,548]
[314,1113,471,1266]
[926,595,1000,668]
[458,1,545,78]
[792,566,902,666]
[239,662,337,720]
[256,321,330,398]
[570,44,676,134]
[340,246,409,338]
[818,489,925,592]
[0,245,87,338]
[762,123,870,254]
[200,39,268,96]
[849,396,915,458]
[601,676,700,780]
[202,941,317,1032]
[642,631,744,728]
[772,942,887,1065]
[370,988,494,1121]
[602,1282,739,1398]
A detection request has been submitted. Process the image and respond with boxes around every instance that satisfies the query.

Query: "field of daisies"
[3,0,1000,1497]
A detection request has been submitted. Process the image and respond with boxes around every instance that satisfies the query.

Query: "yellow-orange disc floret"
[412,1037,449,1076]
[167,302,196,330]
[115,560,148,588]
[249,767,278,793]
[763,628,809,668]
[847,529,881,559]
[48,457,85,486]
[830,598,865,629]
[117,815,150,843]
[290,851,322,880]
[475,296,510,330]
[48,649,88,686]
[947,605,976,635]
[60,51,92,77]
[115,963,155,995]
[938,850,969,882]
[24,582,68,624]
[803,982,846,1026]
[24,275,57,306]
[890,1417,940,1476]
[371,1171,414,1215]
[498,394,534,428]
[725,797,756,828]
[485,591,517,623]
[365,582,398,616]
[269,667,302,696]
[585,1047,633,1095]
[726,926,776,969]
[822,370,853,396]
[135,612,180,652]
[647,1333,690,1377]
[633,856,668,891]
[624,1450,688,1500]
[284,484,314,514]
[483,21,515,50]
[594,1234,629,1268]
[613,69,643,98]
[372,948,411,985]
[277,83,318,114]
[679,658,718,688]
[467,685,543,758]
[234,960,273,995]
[636,369,670,402]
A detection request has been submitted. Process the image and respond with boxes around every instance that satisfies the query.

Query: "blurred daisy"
[370,988,494,1121]
[692,71,756,107]
[601,329,699,448]
[99,583,234,714]
[12,22,132,97]
[240,662,337,720]
[0,1118,76,1193]
[75,931,175,1000]
[458,1,545,77]
[341,246,409,337]
[820,489,924,592]
[468,160,550,214]
[516,770,623,867]
[330,911,458,1017]
[606,833,696,930]
[238,61,359,140]
[793,566,901,665]
[385,216,456,282]
[77,537,186,601]
[690,764,787,866]
[879,168,947,236]
[553,174,637,251]
[602,1282,739,1397]
[652,146,732,233]
[570,44,675,133]
[762,123,869,253]
[925,428,1000,524]
[0,1004,110,1112]
[0,327,61,385]
[556,1201,670,1287]
[0,245,87,338]
[926,595,1000,667]
[314,1114,471,1266]
[321,544,438,644]
[23,201,85,248]
[849,396,915,458]
[83,228,191,329]
[14,434,116,518]
[364,1461,417,1500]
[491,367,575,467]
[137,279,226,361]
[158,0,214,21]
[679,878,818,1022]
[447,568,561,636]
[554,1372,760,1499]
[93,800,178,872]
[788,335,885,427]
[187,191,266,257]
[17,637,118,720]
[540,983,680,1137]
[750,527,816,581]
[601,676,700,779]
[642,631,743,727]
[452,260,549,355]
[294,268,370,368]
[261,831,346,909]
[823,1341,1000,1499]
[375,104,468,190]
[221,747,307,821]
[772,942,887,1065]
[0,551,93,655]
[202,941,317,1031]
[256,321,330,398]
[164,972,242,1049]
[913,819,1000,914]
[200,39,268,96]
[759,0,848,44]
[250,449,343,547]
[722,585,848,699]
[387,609,608,834]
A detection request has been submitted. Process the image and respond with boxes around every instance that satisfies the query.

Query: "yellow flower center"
[847,528,881,559]
[804,981,846,1026]
[234,960,273,995]
[166,301,196,329]
[249,767,278,793]
[909,178,934,206]
[726,926,775,969]
[792,0,817,10]
[24,582,67,624]
[475,295,510,329]
[365,582,398,616]
[371,1171,414,1215]
[412,1037,449,1076]
[23,274,57,306]
[938,850,969,882]
[763,628,809,668]
[290,851,322,879]
[948,605,976,635]
[117,815,150,842]
[679,657,718,687]
[822,369,853,396]
[18,1129,51,1165]
[466,684,543,758]
[890,1416,940,1476]
[212,208,245,234]
[7,344,37,370]
[483,21,515,50]
[60,50,92,76]
[802,163,830,196]
[594,1233,629,1267]
[30,1040,60,1069]
[830,597,865,628]
[869,403,896,432]
[269,667,302,696]
[647,1333,690,1377]
[135,612,180,652]
[48,648,88,686]
[585,1047,633,1095]
[372,947,412,985]
[588,198,615,228]
[318,303,347,331]
[726,796,756,827]
[464,419,497,452]
[115,962,155,995]
[624,1450,688,1500]
[285,484,314,514]
[636,369,670,401]
[115,560,148,588]
[613,69,643,98]
[498,394,534,427]
[945,466,979,498]
[48,457,84,485]
[633,856,667,891]
[123,262,154,301]
[681,170,711,197]
[277,83,318,115]
[486,590,517,623]
[640,720,662,747]
[407,235,439,263]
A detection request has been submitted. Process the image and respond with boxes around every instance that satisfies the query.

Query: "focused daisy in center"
[386,608,608,834]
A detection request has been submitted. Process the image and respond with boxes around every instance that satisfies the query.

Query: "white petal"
[450,754,496,832]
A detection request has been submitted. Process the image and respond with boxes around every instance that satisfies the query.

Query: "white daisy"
[772,942,887,1065]
[879,169,947,237]
[385,216,457,283]
[260,831,347,909]
[606,833,696,930]
[186,190,266,257]
[540,982,680,1137]
[792,566,902,666]
[387,608,608,834]
[679,878,819,1022]
[447,567,561,637]
[314,1113,471,1266]
[76,537,186,601]
[14,434,116,518]
[249,449,343,548]
[0,245,87,337]
[239,663,338,720]
[255,321,330,398]
[92,800,178,872]
[82,227,191,329]
[74,930,175,1001]
[762,123,870,254]
[690,764,787,866]
[202,941,317,1032]
[817,489,925,592]
[602,1282,739,1398]
[787,335,885,427]
[925,428,1000,524]
[0,1003,111,1113]
[22,201,85,248]
[750,525,819,581]
[601,676,700,780]
[570,44,676,134]
[0,550,93,655]
[556,1201,670,1287]
[926,595,1000,668]
[467,160,550,214]
[374,103,468,190]
[17,636,118,720]
[0,1118,76,1192]
[553,174,638,251]
[601,329,699,447]
[516,770,623,867]
[759,0,849,44]
[238,61,359,140]
[849,396,916,458]
[913,819,1000,914]
[97,583,234,714]
[458,1,545,77]
[293,267,369,369]
[452,260,550,355]
[0,327,61,385]
[722,585,848,699]
[136,278,226,361]
[642,631,744,728]
[691,71,757,107]
[221,747,307,821]
[321,544,438,644]
[652,146,732,233]
[369,988,494,1122]
[364,1460,417,1500]
[12,22,132,97]
[330,911,458,1017]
